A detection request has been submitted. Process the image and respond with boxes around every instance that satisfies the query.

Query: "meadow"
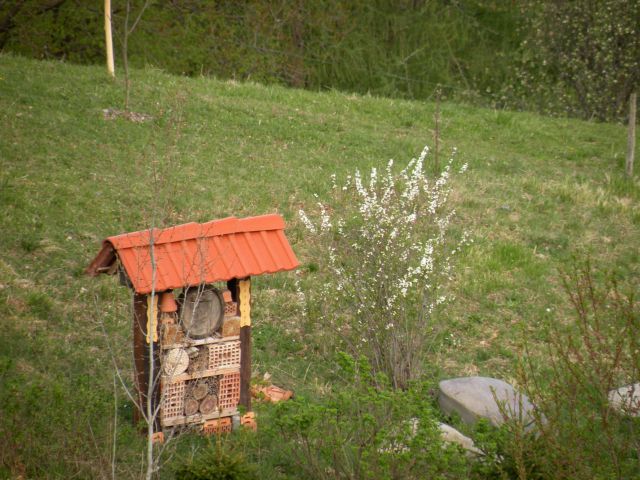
[0,54,638,478]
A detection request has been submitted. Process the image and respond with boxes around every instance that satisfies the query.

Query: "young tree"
[121,0,152,111]
[513,0,640,122]
[95,94,187,479]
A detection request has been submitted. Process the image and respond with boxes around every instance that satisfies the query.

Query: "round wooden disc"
[193,382,209,401]
[163,348,189,376]
[184,398,199,416]
[181,287,224,339]
[199,394,218,414]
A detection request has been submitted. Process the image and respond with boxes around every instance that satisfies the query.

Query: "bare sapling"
[122,0,152,111]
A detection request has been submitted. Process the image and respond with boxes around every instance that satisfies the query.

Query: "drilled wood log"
[163,348,189,376]
[184,397,199,416]
[193,382,209,401]
[200,394,218,414]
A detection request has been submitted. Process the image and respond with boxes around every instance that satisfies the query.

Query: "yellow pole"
[105,0,115,78]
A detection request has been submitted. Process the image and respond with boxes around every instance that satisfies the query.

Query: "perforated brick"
[208,340,241,370]
[224,301,237,316]
[202,417,232,435]
[161,380,186,420]
[218,373,241,410]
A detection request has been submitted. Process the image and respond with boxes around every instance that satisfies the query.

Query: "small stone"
[438,376,536,427]
[438,422,482,456]
[608,383,640,417]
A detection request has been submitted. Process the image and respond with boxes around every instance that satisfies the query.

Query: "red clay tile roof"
[86,214,299,294]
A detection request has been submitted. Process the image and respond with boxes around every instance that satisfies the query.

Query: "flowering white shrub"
[299,146,469,389]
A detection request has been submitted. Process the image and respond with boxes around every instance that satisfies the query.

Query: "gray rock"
[438,422,482,456]
[438,376,536,427]
[608,383,640,417]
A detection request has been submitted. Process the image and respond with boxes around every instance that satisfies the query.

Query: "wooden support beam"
[233,278,252,411]
[132,293,146,426]
[239,326,252,410]
[227,279,238,302]
[132,293,161,432]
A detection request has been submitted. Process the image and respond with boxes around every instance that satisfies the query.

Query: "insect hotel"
[86,214,299,436]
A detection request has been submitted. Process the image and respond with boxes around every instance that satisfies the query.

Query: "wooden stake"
[132,293,160,432]
[434,87,441,175]
[627,92,636,177]
[132,294,147,426]
[104,0,115,78]
[238,279,252,411]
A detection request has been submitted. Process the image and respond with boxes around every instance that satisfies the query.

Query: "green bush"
[174,439,258,480]
[263,353,469,480]
[513,261,640,479]
[510,0,640,122]
[0,1,519,103]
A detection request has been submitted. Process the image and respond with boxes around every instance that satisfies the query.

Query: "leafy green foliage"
[3,1,638,121]
[174,440,258,480]
[510,0,640,121]
[0,55,637,478]
[264,353,469,480]
[0,1,519,103]
[515,261,640,479]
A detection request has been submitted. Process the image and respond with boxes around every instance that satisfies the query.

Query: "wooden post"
[133,293,147,426]
[104,0,115,78]
[434,87,441,174]
[132,293,160,432]
[627,92,636,177]
[238,279,252,411]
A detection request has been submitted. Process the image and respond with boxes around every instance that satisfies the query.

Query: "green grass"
[1,53,639,478]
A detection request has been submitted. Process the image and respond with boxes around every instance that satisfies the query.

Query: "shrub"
[267,353,469,480]
[174,439,258,480]
[515,260,640,479]
[298,146,469,389]
[511,0,640,122]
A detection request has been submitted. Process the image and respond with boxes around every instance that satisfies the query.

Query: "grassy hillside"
[0,54,638,478]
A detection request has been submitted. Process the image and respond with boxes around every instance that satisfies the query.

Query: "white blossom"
[298,209,316,233]
[298,145,469,387]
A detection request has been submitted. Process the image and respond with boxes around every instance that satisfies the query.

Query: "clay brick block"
[241,412,257,431]
[163,324,184,345]
[203,417,232,435]
[222,317,241,337]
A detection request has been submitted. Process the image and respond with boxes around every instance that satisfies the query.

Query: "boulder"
[608,383,640,417]
[438,422,482,456]
[438,376,536,427]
